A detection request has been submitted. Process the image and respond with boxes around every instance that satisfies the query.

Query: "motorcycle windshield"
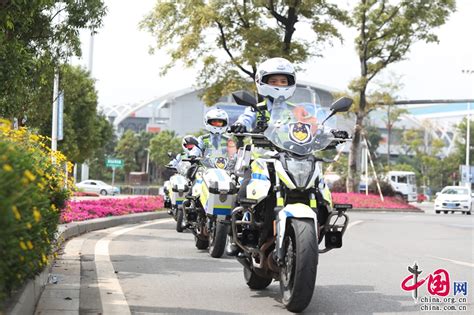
[201,146,236,170]
[263,100,333,155]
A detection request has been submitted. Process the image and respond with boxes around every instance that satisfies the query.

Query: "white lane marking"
[429,256,474,268]
[94,219,174,315]
[347,220,363,230]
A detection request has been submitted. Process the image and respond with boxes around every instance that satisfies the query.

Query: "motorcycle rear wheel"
[208,219,229,258]
[244,266,272,290]
[280,218,318,313]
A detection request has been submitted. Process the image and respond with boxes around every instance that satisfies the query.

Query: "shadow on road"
[129,305,241,314]
[309,284,417,314]
[111,255,240,277]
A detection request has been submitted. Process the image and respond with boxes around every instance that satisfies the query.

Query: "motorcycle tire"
[280,218,318,313]
[208,221,229,258]
[244,266,272,290]
[195,236,209,250]
[176,208,184,233]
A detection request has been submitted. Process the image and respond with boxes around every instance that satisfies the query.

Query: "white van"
[387,171,417,202]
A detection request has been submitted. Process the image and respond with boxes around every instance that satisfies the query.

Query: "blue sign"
[57,91,64,141]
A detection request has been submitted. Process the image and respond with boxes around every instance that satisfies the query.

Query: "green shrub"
[368,179,396,196]
[0,121,72,303]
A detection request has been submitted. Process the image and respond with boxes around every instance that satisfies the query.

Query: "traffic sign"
[106,158,124,168]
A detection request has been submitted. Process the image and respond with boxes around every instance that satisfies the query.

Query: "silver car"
[434,186,472,215]
[76,180,119,196]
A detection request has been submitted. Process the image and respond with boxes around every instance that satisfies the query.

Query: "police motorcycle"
[165,154,191,233]
[202,147,238,258]
[183,147,238,257]
[230,91,353,312]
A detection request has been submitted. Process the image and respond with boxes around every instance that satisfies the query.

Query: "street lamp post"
[145,148,150,174]
[462,69,473,187]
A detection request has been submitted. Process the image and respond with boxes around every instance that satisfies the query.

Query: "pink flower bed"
[332,193,418,209]
[61,196,164,223]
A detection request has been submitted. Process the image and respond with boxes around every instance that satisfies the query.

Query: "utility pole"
[462,69,473,188]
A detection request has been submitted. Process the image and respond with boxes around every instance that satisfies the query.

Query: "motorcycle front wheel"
[208,218,229,258]
[176,208,184,232]
[280,218,318,313]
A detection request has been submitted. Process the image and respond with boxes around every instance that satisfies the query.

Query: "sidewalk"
[5,210,169,315]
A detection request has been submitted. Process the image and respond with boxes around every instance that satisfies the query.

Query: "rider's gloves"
[230,122,247,133]
[331,129,349,139]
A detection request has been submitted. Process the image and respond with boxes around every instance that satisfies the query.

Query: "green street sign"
[106,158,124,168]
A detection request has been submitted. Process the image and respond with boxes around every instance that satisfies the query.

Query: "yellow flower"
[27,240,33,250]
[2,164,13,172]
[26,222,32,229]
[42,253,48,263]
[12,206,21,220]
[50,204,57,211]
[24,169,36,181]
[19,241,27,250]
[33,207,41,222]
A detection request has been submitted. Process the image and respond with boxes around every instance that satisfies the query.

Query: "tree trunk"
[347,113,364,192]
[387,105,391,166]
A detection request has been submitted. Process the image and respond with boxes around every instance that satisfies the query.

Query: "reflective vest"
[201,134,231,151]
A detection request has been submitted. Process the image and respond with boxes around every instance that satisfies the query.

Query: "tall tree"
[149,130,181,182]
[384,105,408,165]
[397,127,453,191]
[0,0,106,118]
[88,114,116,181]
[116,130,141,181]
[27,64,113,163]
[346,0,455,192]
[141,0,347,104]
[454,117,474,167]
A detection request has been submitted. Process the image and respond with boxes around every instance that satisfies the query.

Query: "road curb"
[5,210,170,315]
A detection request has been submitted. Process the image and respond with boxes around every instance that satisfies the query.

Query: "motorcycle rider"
[168,135,202,169]
[199,108,236,157]
[227,57,348,255]
[165,135,201,214]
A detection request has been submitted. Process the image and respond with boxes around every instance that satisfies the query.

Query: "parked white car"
[434,186,472,215]
[76,180,119,196]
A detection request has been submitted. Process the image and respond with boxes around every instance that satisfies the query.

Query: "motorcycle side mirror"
[232,90,257,110]
[167,151,173,158]
[321,97,353,125]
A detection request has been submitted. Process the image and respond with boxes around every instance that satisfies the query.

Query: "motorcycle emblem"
[215,157,227,169]
[289,122,312,144]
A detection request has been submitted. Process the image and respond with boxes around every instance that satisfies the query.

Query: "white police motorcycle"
[184,147,238,257]
[165,155,191,232]
[230,91,353,312]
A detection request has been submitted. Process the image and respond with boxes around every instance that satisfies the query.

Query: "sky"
[74,0,474,110]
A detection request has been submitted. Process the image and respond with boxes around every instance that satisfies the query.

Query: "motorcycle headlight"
[286,158,313,188]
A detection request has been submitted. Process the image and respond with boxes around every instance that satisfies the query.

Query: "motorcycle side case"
[169,174,188,206]
[200,168,237,216]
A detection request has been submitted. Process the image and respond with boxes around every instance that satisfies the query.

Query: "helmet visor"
[208,119,227,127]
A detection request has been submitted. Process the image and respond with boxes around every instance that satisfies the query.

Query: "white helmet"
[204,108,229,134]
[255,57,296,101]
